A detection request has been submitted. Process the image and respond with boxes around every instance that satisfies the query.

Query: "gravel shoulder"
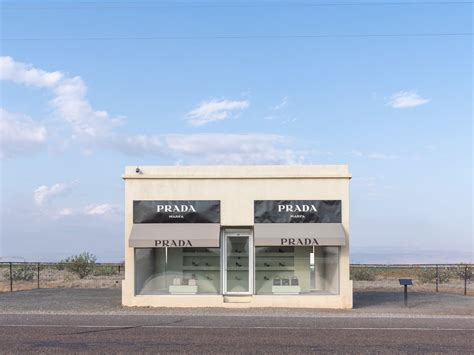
[0,288,472,318]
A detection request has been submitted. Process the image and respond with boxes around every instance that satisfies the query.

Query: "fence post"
[118,265,121,273]
[9,262,13,292]
[435,264,439,292]
[37,263,40,289]
[464,266,468,296]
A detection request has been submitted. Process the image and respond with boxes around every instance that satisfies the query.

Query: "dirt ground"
[0,267,124,292]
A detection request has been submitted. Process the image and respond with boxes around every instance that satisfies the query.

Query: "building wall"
[122,165,352,308]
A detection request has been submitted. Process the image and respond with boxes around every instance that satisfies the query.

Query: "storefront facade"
[122,165,352,308]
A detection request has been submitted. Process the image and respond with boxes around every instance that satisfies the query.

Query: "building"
[122,165,352,308]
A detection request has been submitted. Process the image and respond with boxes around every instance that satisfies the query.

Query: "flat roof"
[123,165,351,179]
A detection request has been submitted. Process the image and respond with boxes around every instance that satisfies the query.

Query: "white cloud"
[274,96,288,110]
[115,133,304,164]
[0,108,47,158]
[0,56,63,88]
[33,180,78,206]
[84,203,119,216]
[387,91,430,108]
[351,150,398,160]
[0,56,124,142]
[186,99,250,126]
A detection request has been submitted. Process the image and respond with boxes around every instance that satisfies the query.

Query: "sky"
[0,0,472,263]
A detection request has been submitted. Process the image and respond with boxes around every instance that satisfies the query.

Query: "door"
[223,230,253,294]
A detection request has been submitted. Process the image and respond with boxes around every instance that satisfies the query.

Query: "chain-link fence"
[1,262,471,295]
[351,264,472,296]
[0,262,124,292]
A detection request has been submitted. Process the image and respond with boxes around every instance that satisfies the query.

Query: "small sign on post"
[399,278,413,306]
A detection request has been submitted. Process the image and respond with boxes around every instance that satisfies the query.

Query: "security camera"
[135,167,140,174]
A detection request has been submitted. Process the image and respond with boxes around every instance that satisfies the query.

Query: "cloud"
[0,56,63,88]
[387,91,430,108]
[84,203,119,216]
[0,56,124,142]
[350,150,398,160]
[33,180,78,206]
[0,108,47,158]
[115,133,304,164]
[1,57,304,165]
[186,99,250,126]
[273,96,288,110]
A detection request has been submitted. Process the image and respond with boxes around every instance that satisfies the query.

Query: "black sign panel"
[254,200,341,223]
[134,200,220,224]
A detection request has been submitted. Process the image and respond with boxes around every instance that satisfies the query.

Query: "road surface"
[1,313,473,353]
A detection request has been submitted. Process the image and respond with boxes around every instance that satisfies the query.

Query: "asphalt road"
[1,289,473,353]
[1,313,473,353]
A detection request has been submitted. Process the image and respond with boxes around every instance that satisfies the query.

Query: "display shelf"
[227,267,249,271]
[256,253,295,257]
[272,285,300,294]
[227,253,249,257]
[182,266,220,271]
[255,266,294,271]
[181,253,220,257]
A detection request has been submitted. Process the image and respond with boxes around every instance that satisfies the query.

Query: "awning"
[254,223,346,246]
[129,224,220,248]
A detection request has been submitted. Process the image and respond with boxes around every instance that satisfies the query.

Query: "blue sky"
[0,0,472,262]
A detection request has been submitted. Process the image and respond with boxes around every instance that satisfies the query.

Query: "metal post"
[118,265,121,273]
[404,285,408,306]
[9,262,13,292]
[435,264,439,293]
[464,266,468,296]
[37,263,40,289]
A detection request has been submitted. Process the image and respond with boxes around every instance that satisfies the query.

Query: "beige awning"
[254,223,346,246]
[129,224,221,248]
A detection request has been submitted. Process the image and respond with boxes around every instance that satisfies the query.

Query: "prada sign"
[134,200,220,224]
[254,200,341,223]
[281,238,319,246]
[154,239,192,247]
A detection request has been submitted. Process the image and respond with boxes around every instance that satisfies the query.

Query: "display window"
[254,246,339,295]
[135,247,221,295]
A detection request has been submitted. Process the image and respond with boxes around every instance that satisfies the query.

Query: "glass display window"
[135,247,221,295]
[255,246,339,295]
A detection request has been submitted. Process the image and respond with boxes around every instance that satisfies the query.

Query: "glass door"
[223,232,253,294]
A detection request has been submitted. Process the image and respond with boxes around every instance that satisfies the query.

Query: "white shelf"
[256,267,294,271]
[181,253,220,257]
[256,253,294,257]
[182,266,219,271]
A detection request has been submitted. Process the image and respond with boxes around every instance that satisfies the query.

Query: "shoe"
[192,262,199,266]
[264,263,271,267]
[279,263,285,267]
[236,262,242,267]
[278,248,284,253]
[264,276,269,280]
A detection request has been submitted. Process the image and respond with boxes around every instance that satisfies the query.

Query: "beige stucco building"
[122,165,352,308]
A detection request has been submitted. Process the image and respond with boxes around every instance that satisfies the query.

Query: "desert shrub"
[351,267,376,281]
[92,265,119,276]
[60,252,97,279]
[3,264,36,281]
[417,267,450,284]
[449,264,472,280]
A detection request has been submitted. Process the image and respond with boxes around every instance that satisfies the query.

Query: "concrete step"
[223,295,253,303]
